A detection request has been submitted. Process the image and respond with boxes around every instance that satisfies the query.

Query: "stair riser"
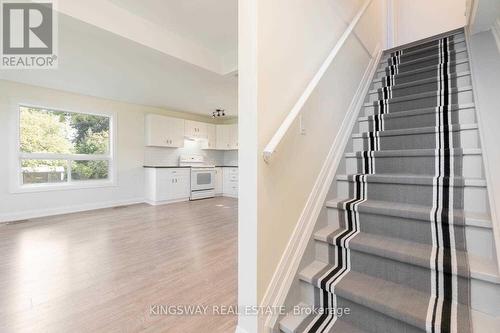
[366,75,472,103]
[386,33,465,56]
[337,180,489,215]
[359,107,476,131]
[379,50,469,75]
[315,241,469,304]
[327,207,494,259]
[300,283,424,333]
[345,154,483,178]
[353,127,480,151]
[364,89,473,115]
[374,61,470,85]
[382,39,466,63]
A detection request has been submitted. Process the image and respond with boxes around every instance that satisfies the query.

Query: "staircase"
[278,29,500,332]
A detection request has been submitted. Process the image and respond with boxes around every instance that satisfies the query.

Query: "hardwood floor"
[0,197,238,333]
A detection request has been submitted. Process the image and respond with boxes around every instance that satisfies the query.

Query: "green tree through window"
[19,107,111,184]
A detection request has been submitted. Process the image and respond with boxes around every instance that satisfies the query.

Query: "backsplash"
[144,139,238,166]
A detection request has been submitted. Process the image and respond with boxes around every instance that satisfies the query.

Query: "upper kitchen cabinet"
[201,124,217,149]
[216,124,238,150]
[185,120,207,139]
[145,114,185,148]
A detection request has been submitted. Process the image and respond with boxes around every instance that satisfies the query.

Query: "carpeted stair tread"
[330,319,371,333]
[382,37,465,61]
[359,103,475,121]
[377,47,468,70]
[325,197,491,228]
[337,173,485,187]
[280,302,371,333]
[385,29,464,54]
[353,123,478,138]
[313,229,470,278]
[376,54,468,75]
[374,58,469,79]
[347,148,480,158]
[368,71,471,95]
[279,302,312,333]
[363,86,472,107]
[299,265,471,332]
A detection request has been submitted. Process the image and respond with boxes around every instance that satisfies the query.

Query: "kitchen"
[144,114,239,205]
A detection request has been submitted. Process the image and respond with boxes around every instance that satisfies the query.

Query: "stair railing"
[262,0,374,163]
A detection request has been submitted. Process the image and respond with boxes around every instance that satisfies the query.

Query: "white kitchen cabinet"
[214,167,223,195]
[202,124,217,149]
[145,114,184,148]
[216,124,238,150]
[145,168,191,205]
[185,120,207,139]
[228,124,238,149]
[222,167,238,198]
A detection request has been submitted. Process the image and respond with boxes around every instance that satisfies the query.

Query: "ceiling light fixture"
[212,109,226,118]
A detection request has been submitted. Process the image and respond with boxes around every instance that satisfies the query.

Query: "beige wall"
[0,80,218,221]
[253,0,384,302]
[394,0,466,46]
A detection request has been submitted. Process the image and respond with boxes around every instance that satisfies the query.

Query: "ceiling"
[108,0,238,59]
[0,13,238,116]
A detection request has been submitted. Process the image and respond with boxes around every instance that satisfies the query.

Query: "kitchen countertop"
[143,165,238,168]
[143,166,191,169]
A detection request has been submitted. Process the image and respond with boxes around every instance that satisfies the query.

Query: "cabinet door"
[216,125,227,150]
[215,168,223,194]
[229,124,238,149]
[196,122,207,139]
[204,124,217,149]
[169,117,185,148]
[171,169,191,199]
[156,169,174,201]
[145,114,170,147]
[184,120,197,139]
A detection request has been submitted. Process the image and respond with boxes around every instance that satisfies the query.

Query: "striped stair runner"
[279,28,500,333]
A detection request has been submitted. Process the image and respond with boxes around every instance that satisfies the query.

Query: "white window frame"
[12,103,117,193]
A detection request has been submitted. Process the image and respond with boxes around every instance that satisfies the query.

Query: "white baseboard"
[144,197,190,206]
[0,197,145,223]
[260,46,383,332]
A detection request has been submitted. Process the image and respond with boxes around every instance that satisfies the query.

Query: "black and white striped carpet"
[295,35,472,333]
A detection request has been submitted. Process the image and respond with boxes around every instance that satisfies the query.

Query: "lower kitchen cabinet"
[215,167,223,195]
[222,167,238,198]
[145,168,190,205]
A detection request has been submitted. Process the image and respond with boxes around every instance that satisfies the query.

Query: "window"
[17,105,114,189]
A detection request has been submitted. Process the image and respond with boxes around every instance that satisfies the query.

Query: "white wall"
[468,30,500,267]
[393,0,466,46]
[237,0,385,331]
[0,80,229,222]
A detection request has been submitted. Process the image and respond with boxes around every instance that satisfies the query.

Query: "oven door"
[191,169,215,191]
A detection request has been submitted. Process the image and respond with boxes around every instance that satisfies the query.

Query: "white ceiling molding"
[58,0,235,74]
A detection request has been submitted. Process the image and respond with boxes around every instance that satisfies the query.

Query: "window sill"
[11,180,118,194]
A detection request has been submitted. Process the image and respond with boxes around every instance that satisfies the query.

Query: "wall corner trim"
[259,46,383,332]
[491,19,500,54]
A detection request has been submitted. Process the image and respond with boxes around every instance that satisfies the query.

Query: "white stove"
[179,155,215,200]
